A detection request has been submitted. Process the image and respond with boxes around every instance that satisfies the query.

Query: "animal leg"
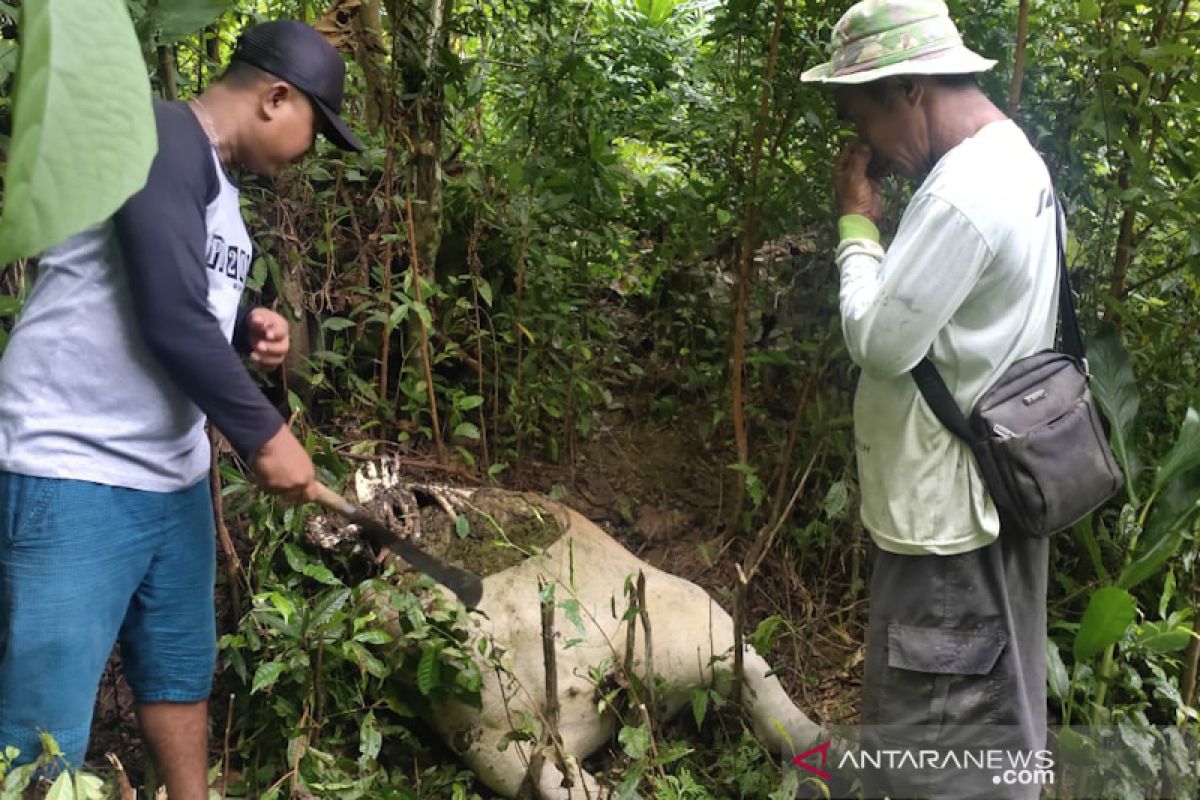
[739,647,825,757]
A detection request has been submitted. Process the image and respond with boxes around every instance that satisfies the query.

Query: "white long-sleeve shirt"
[837,120,1059,555]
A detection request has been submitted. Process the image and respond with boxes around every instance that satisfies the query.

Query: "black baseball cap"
[232,20,364,152]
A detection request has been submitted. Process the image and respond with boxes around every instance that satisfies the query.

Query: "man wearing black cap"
[0,20,361,798]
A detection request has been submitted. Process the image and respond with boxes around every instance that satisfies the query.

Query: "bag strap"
[911,192,1082,443]
[912,356,973,440]
[1053,196,1086,360]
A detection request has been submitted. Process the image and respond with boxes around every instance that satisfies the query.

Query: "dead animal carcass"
[308,461,823,798]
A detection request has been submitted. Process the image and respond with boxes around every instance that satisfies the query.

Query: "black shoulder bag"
[910,198,1123,538]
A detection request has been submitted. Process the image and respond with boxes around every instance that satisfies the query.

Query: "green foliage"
[0,0,156,264]
[1074,586,1137,662]
[0,736,107,800]
[214,474,487,797]
[634,0,684,28]
[1089,330,1143,494]
[1084,333,1200,595]
[2,0,1200,795]
[132,0,229,47]
[1052,331,1200,796]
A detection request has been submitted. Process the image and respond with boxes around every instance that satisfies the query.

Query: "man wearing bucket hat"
[803,2,1056,797]
[0,19,361,798]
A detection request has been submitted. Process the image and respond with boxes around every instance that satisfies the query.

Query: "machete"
[312,482,484,609]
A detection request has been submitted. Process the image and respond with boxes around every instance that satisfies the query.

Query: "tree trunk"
[316,1,390,133]
[1106,3,1175,307]
[281,249,313,397]
[1108,168,1137,304]
[1183,574,1200,710]
[727,0,786,528]
[156,45,177,100]
[405,196,445,462]
[1007,0,1030,114]
[355,0,390,133]
[385,0,448,285]
[205,23,220,64]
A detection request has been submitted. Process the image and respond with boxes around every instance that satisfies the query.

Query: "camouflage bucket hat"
[801,0,996,84]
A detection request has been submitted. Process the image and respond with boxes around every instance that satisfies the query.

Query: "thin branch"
[733,449,821,705]
[378,149,397,407]
[624,579,638,679]
[1124,257,1188,295]
[747,450,822,581]
[636,571,655,720]
[731,563,748,705]
[209,430,243,626]
[221,693,235,800]
[1008,0,1031,114]
[728,0,788,526]
[1182,573,1200,710]
[538,577,562,739]
[404,195,446,463]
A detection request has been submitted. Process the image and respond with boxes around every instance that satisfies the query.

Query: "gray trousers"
[859,530,1048,799]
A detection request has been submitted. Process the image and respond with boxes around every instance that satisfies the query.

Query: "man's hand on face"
[247,307,290,370]
[833,142,884,224]
[252,424,318,503]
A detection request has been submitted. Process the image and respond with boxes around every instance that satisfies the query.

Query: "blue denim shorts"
[0,472,216,769]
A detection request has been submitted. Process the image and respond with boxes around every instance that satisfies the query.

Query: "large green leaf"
[0,0,156,265]
[1131,619,1193,654]
[1046,638,1070,702]
[74,773,105,800]
[618,724,651,760]
[1118,466,1200,590]
[251,660,287,694]
[1150,466,1200,541]
[1117,526,1186,592]
[149,0,229,45]
[43,772,73,800]
[358,711,382,764]
[1153,407,1200,492]
[635,0,683,26]
[1087,332,1140,496]
[1074,586,1136,662]
[417,646,441,695]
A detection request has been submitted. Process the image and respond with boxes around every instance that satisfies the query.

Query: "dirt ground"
[511,405,867,729]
